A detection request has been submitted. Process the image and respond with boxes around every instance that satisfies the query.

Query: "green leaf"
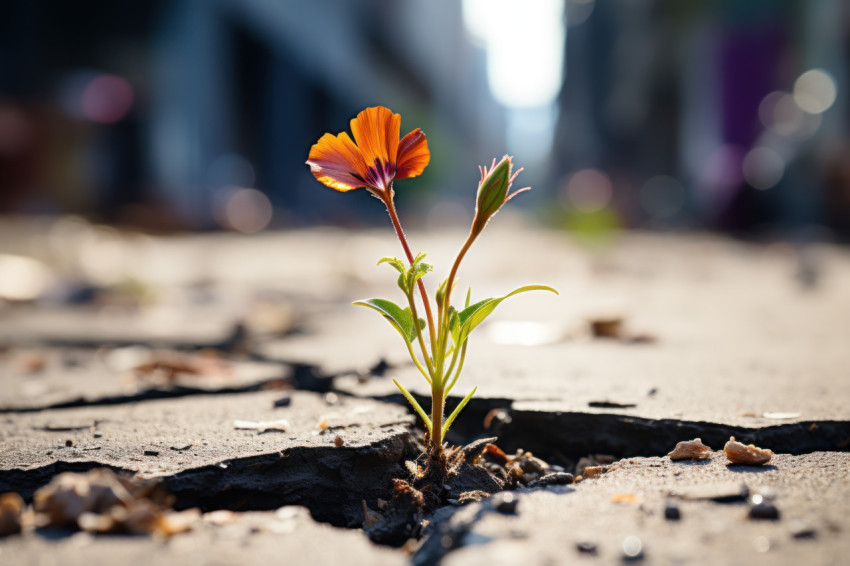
[408,261,432,290]
[442,386,477,436]
[456,285,558,346]
[393,379,432,434]
[353,298,418,343]
[378,255,431,296]
[377,256,407,275]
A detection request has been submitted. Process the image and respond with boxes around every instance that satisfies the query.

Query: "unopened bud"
[474,156,512,228]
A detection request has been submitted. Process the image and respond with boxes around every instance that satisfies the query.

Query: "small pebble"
[790,523,817,539]
[65,440,73,447]
[622,536,644,561]
[576,541,597,555]
[334,436,344,447]
[749,503,780,520]
[324,392,339,405]
[528,472,574,487]
[492,492,518,514]
[664,503,681,520]
[144,450,160,457]
[273,396,291,408]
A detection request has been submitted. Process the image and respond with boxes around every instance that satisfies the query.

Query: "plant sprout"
[307,106,556,473]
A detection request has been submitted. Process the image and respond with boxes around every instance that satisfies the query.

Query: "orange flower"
[306,106,430,197]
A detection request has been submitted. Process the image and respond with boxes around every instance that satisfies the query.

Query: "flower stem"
[430,387,444,456]
[384,193,438,354]
[442,230,476,321]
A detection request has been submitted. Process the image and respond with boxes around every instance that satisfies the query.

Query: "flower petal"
[396,128,430,180]
[351,106,400,172]
[306,132,366,192]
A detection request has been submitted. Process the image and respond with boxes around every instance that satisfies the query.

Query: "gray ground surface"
[427,452,850,566]
[0,390,413,480]
[0,507,407,566]
[0,349,290,411]
[1,223,848,564]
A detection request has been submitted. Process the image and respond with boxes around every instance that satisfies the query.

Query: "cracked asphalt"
[1,225,848,564]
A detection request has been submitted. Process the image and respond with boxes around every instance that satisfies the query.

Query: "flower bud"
[472,156,529,236]
[474,156,512,227]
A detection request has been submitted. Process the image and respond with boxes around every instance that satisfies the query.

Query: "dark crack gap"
[0,427,420,529]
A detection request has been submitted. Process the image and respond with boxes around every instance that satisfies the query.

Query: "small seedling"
[307,106,557,475]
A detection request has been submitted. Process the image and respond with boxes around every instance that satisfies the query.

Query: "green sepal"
[353,298,418,343]
[442,386,477,436]
[456,285,558,346]
[393,379,432,434]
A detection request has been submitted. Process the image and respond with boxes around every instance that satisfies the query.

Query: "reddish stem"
[383,193,438,352]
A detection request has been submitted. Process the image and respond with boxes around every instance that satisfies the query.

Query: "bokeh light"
[80,74,134,124]
[0,254,51,301]
[463,0,565,108]
[562,169,613,213]
[701,144,744,192]
[760,92,822,141]
[214,187,273,234]
[793,69,837,115]
[742,147,785,191]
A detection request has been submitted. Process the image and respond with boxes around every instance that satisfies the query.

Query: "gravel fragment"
[667,438,713,460]
[492,492,518,514]
[664,503,681,520]
[724,437,774,465]
[748,503,780,520]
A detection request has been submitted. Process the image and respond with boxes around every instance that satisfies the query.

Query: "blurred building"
[553,0,850,239]
[2,0,850,240]
[0,0,503,229]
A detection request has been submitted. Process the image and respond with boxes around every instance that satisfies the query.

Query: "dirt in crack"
[360,436,577,547]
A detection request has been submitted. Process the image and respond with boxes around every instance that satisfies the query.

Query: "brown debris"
[13,351,48,374]
[462,437,498,464]
[361,500,381,528]
[724,437,774,466]
[483,408,511,430]
[458,490,491,504]
[611,494,639,503]
[668,438,714,461]
[484,443,510,465]
[590,318,623,339]
[0,492,24,536]
[131,351,230,384]
[32,468,197,536]
[391,479,424,507]
[582,465,609,479]
[503,449,551,487]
